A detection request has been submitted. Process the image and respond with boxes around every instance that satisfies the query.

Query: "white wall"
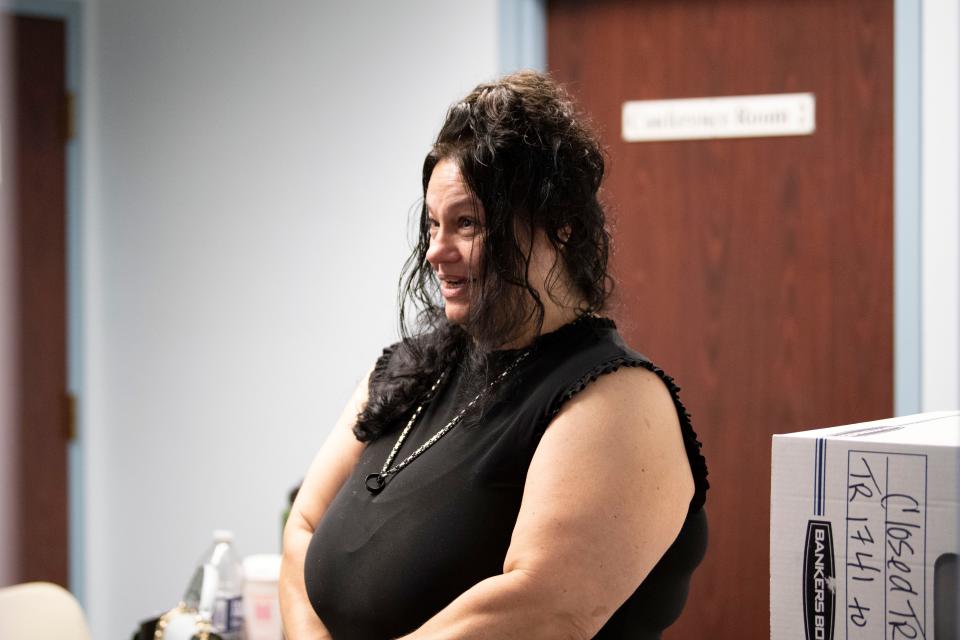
[80,1,498,635]
[920,0,960,411]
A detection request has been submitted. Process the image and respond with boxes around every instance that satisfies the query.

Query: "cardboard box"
[771,411,959,640]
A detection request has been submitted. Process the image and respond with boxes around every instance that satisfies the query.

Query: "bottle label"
[213,595,244,634]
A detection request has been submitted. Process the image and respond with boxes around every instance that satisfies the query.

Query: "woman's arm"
[399,366,695,640]
[279,370,371,640]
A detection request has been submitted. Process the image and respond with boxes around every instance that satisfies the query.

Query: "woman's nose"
[426,229,460,265]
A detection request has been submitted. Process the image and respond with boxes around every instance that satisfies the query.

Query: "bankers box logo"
[803,520,836,640]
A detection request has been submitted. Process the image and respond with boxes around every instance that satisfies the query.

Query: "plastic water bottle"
[187,529,245,640]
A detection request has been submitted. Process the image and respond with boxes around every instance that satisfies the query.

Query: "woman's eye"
[459,217,478,230]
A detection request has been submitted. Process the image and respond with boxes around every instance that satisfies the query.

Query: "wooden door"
[548,1,893,638]
[2,14,70,587]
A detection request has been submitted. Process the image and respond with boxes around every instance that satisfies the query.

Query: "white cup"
[242,553,283,640]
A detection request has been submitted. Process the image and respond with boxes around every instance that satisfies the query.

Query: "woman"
[279,71,708,640]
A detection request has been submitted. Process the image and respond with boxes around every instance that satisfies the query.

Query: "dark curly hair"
[354,70,613,442]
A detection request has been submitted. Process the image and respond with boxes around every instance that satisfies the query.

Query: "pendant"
[365,473,387,494]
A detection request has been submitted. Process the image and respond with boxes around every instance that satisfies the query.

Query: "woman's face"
[425,158,485,325]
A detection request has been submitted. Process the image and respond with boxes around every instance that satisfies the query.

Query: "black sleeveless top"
[304,316,709,639]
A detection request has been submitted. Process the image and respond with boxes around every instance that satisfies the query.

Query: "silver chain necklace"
[365,349,531,494]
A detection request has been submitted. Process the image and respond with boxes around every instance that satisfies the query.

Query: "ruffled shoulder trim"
[373,343,397,376]
[368,341,402,395]
[541,355,709,514]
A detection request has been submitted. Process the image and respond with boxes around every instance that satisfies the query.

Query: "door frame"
[6,0,84,603]
[522,0,958,415]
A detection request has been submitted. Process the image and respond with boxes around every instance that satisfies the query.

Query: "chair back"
[0,581,92,640]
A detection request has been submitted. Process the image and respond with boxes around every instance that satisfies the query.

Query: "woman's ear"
[559,224,573,244]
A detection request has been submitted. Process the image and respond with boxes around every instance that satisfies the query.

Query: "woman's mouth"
[440,276,471,298]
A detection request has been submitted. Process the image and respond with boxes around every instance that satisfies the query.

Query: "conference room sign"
[622,93,816,142]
